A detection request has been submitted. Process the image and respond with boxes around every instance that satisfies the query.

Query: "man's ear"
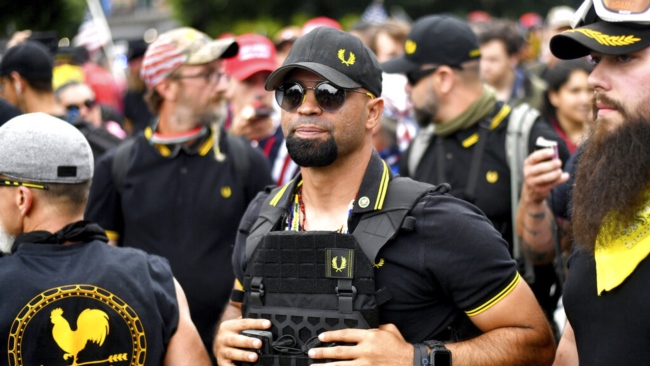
[366,97,384,131]
[154,79,177,101]
[15,186,34,217]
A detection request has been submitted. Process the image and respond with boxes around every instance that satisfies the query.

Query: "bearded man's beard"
[286,133,338,167]
[572,117,650,251]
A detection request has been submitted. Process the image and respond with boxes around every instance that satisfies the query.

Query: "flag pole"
[85,0,125,83]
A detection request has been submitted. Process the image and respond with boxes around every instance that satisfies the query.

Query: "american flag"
[74,9,109,52]
[361,0,388,24]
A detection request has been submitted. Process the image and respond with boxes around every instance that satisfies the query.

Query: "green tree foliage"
[168,0,577,38]
[0,0,86,40]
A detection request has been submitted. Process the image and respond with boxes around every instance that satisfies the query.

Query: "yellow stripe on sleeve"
[465,272,521,317]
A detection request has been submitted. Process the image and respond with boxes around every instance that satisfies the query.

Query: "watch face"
[433,351,451,366]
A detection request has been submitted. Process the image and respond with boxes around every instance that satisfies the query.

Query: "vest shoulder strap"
[353,177,445,262]
[246,178,448,262]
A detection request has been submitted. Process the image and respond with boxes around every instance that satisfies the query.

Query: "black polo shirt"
[85,125,274,351]
[401,102,570,247]
[233,151,519,343]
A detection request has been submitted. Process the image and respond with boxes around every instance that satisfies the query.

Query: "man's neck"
[492,70,516,103]
[23,91,66,116]
[299,147,372,231]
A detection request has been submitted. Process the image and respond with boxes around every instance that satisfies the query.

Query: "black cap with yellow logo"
[264,26,382,97]
[551,21,650,59]
[382,15,481,74]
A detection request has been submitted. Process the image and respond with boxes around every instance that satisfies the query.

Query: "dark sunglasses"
[275,81,374,112]
[0,179,49,190]
[406,67,440,86]
[65,99,96,111]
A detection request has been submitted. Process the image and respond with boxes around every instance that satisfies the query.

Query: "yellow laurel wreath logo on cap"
[338,49,356,66]
[405,40,417,54]
[567,29,641,47]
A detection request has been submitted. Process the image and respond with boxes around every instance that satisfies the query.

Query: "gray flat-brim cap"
[0,113,93,183]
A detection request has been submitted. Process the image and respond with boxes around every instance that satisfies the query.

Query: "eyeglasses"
[275,81,374,112]
[170,71,224,84]
[0,180,49,190]
[65,99,96,112]
[406,67,440,86]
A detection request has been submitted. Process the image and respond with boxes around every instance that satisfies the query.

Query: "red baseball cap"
[301,17,342,36]
[224,34,277,81]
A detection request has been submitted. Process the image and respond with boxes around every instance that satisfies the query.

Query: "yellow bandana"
[595,200,650,295]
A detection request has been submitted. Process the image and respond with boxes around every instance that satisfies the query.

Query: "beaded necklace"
[285,181,355,233]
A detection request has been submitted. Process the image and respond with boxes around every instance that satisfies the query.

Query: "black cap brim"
[265,62,361,91]
[551,21,650,60]
[381,54,422,74]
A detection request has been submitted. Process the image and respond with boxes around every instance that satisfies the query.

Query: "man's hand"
[517,148,570,263]
[521,148,570,205]
[214,317,271,366]
[308,324,413,365]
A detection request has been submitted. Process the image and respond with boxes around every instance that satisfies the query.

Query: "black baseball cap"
[551,21,650,59]
[382,15,481,74]
[264,27,382,97]
[0,41,53,82]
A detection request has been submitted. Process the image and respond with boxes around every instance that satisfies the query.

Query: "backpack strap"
[111,138,137,194]
[505,103,540,282]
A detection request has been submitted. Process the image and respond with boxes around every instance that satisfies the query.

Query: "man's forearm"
[516,198,556,264]
[447,325,555,366]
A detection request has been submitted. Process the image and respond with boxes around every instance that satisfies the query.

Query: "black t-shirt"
[563,247,650,364]
[233,152,519,342]
[0,99,20,126]
[0,241,178,365]
[85,127,274,350]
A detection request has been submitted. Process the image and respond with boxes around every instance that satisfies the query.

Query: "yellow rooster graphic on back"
[50,308,109,365]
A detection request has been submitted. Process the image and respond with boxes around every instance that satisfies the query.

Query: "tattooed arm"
[516,149,570,265]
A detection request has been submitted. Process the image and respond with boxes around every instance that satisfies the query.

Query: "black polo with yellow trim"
[233,151,520,342]
[401,102,570,248]
[85,125,274,352]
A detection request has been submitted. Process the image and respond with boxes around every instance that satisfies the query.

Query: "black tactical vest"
[240,178,446,366]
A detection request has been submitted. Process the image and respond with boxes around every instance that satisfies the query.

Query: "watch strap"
[413,343,430,366]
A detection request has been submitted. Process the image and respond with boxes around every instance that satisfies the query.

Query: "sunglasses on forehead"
[575,0,650,25]
[275,81,374,112]
[65,99,96,112]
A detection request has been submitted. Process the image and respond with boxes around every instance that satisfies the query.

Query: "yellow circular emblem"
[486,171,499,183]
[405,40,417,54]
[8,284,145,366]
[221,186,232,198]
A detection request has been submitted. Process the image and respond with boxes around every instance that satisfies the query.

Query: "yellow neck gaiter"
[595,199,650,295]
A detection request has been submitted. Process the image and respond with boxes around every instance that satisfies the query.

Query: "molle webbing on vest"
[243,231,380,331]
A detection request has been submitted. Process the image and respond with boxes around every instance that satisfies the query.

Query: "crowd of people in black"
[1,0,650,364]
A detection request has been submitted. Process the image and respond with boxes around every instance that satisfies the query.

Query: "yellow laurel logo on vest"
[373,258,385,268]
[486,171,499,183]
[338,49,356,66]
[405,40,417,54]
[221,186,232,198]
[332,256,348,272]
[8,285,146,366]
[567,29,641,47]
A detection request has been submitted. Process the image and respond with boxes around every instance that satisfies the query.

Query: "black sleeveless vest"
[241,178,446,365]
